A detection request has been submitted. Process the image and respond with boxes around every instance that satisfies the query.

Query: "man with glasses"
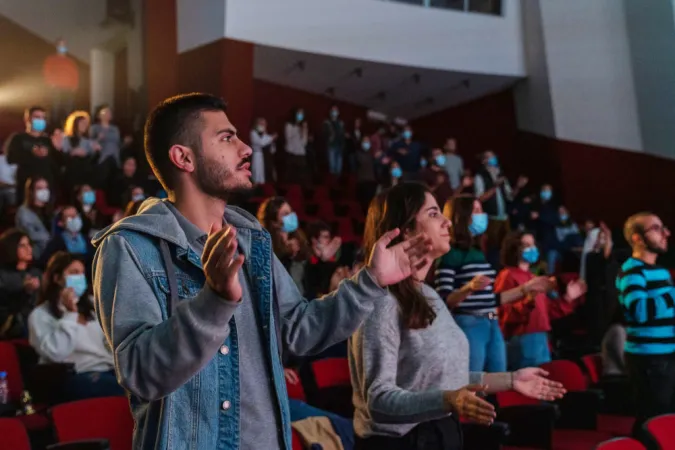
[617,212,675,439]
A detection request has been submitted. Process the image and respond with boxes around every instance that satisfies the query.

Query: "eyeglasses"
[644,224,669,235]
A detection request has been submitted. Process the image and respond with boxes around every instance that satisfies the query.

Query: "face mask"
[281,212,299,233]
[560,213,569,222]
[420,159,428,168]
[82,191,96,206]
[65,274,87,299]
[522,246,540,264]
[391,167,403,179]
[256,125,266,133]
[402,130,413,140]
[57,45,68,55]
[541,190,552,201]
[132,193,145,202]
[31,118,46,133]
[435,155,447,166]
[361,142,371,151]
[82,204,92,213]
[35,188,50,204]
[66,215,83,233]
[296,112,304,123]
[468,213,488,236]
[487,156,499,167]
[330,110,339,120]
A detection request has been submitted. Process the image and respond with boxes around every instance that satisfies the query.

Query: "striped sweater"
[616,257,675,355]
[434,247,497,313]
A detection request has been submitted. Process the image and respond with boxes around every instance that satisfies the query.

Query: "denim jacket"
[91,198,387,449]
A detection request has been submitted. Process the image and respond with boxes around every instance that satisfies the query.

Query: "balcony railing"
[382,0,502,16]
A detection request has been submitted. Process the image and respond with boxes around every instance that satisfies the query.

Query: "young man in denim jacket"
[92,93,432,450]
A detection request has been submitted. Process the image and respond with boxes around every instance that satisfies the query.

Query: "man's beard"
[643,235,667,255]
[194,153,252,201]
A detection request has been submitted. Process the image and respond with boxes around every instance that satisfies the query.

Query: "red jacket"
[495,267,579,338]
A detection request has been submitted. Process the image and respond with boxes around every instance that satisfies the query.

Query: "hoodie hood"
[91,198,263,250]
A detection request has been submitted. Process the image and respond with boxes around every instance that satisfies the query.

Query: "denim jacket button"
[220,345,229,355]
[221,400,231,411]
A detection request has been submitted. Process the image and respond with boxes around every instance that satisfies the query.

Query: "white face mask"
[35,188,50,204]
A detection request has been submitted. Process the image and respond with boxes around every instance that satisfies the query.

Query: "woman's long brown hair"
[445,194,478,251]
[363,183,436,329]
[38,251,95,321]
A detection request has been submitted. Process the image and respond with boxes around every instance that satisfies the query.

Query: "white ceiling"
[254,44,522,119]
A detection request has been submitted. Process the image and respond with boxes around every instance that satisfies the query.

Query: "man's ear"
[168,144,196,174]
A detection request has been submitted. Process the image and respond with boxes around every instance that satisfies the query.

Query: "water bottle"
[0,371,8,404]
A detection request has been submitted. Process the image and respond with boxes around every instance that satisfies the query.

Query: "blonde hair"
[64,110,91,137]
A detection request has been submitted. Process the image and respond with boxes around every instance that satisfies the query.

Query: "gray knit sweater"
[349,283,483,438]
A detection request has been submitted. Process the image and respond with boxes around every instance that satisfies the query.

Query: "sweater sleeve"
[495,270,536,336]
[28,308,80,362]
[351,297,448,424]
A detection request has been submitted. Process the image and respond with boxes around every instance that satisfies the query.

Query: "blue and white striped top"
[434,247,498,313]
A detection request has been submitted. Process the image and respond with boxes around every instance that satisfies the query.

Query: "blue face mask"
[469,213,488,236]
[282,212,299,233]
[391,167,403,179]
[522,246,540,264]
[57,45,68,55]
[435,155,447,166]
[541,190,552,201]
[560,213,569,222]
[330,110,339,120]
[296,112,304,123]
[65,274,87,298]
[65,215,83,234]
[420,159,428,168]
[82,191,96,206]
[402,130,413,140]
[132,193,145,202]
[487,156,499,167]
[362,141,371,151]
[31,118,46,133]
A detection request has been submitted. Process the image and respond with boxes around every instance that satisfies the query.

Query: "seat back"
[47,440,111,450]
[52,397,133,450]
[541,359,588,391]
[0,341,24,403]
[0,418,31,450]
[595,437,645,449]
[580,353,603,385]
[644,413,675,449]
[310,358,350,389]
[285,369,306,402]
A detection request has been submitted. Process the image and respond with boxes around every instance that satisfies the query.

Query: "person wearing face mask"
[442,137,464,191]
[15,177,53,259]
[345,118,364,174]
[3,106,59,205]
[355,137,377,211]
[496,231,587,369]
[421,148,452,210]
[28,252,123,401]
[39,206,94,273]
[377,162,403,195]
[108,156,143,208]
[435,196,553,372]
[285,108,310,185]
[323,106,346,175]
[388,125,423,179]
[546,206,583,275]
[249,117,278,184]
[530,184,559,269]
[42,38,79,124]
[75,185,102,239]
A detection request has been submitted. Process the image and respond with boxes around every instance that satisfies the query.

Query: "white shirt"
[28,303,114,373]
[285,123,307,156]
[0,154,17,186]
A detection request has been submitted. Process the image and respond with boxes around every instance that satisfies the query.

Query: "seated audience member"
[62,111,100,192]
[121,185,146,209]
[15,177,53,259]
[547,206,584,274]
[107,156,142,207]
[376,161,402,194]
[421,148,452,210]
[257,196,310,294]
[39,205,94,271]
[74,184,105,239]
[0,143,18,217]
[28,252,124,400]
[0,229,41,339]
[496,231,587,369]
[305,221,343,298]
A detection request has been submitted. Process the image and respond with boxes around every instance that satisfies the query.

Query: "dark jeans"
[355,416,462,450]
[626,353,675,439]
[64,370,125,401]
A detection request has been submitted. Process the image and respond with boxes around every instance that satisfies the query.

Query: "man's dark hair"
[144,93,227,190]
[307,220,331,241]
[24,106,45,121]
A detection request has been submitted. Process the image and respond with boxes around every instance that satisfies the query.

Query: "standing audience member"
[443,137,464,191]
[0,229,41,339]
[436,196,551,372]
[496,231,586,369]
[388,125,422,179]
[351,182,566,450]
[249,117,277,185]
[355,136,377,212]
[346,117,364,173]
[285,108,309,184]
[617,213,675,439]
[15,177,53,259]
[0,143,17,217]
[547,206,584,274]
[90,104,122,184]
[531,184,559,269]
[62,111,100,192]
[323,106,346,175]
[28,252,124,401]
[4,106,59,205]
[42,38,79,123]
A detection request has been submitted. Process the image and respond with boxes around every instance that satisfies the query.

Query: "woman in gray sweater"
[349,183,566,450]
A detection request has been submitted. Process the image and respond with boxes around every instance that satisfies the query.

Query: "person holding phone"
[27,251,123,401]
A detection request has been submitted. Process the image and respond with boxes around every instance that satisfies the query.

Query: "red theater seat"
[595,437,645,450]
[285,369,306,402]
[644,413,675,449]
[0,418,31,450]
